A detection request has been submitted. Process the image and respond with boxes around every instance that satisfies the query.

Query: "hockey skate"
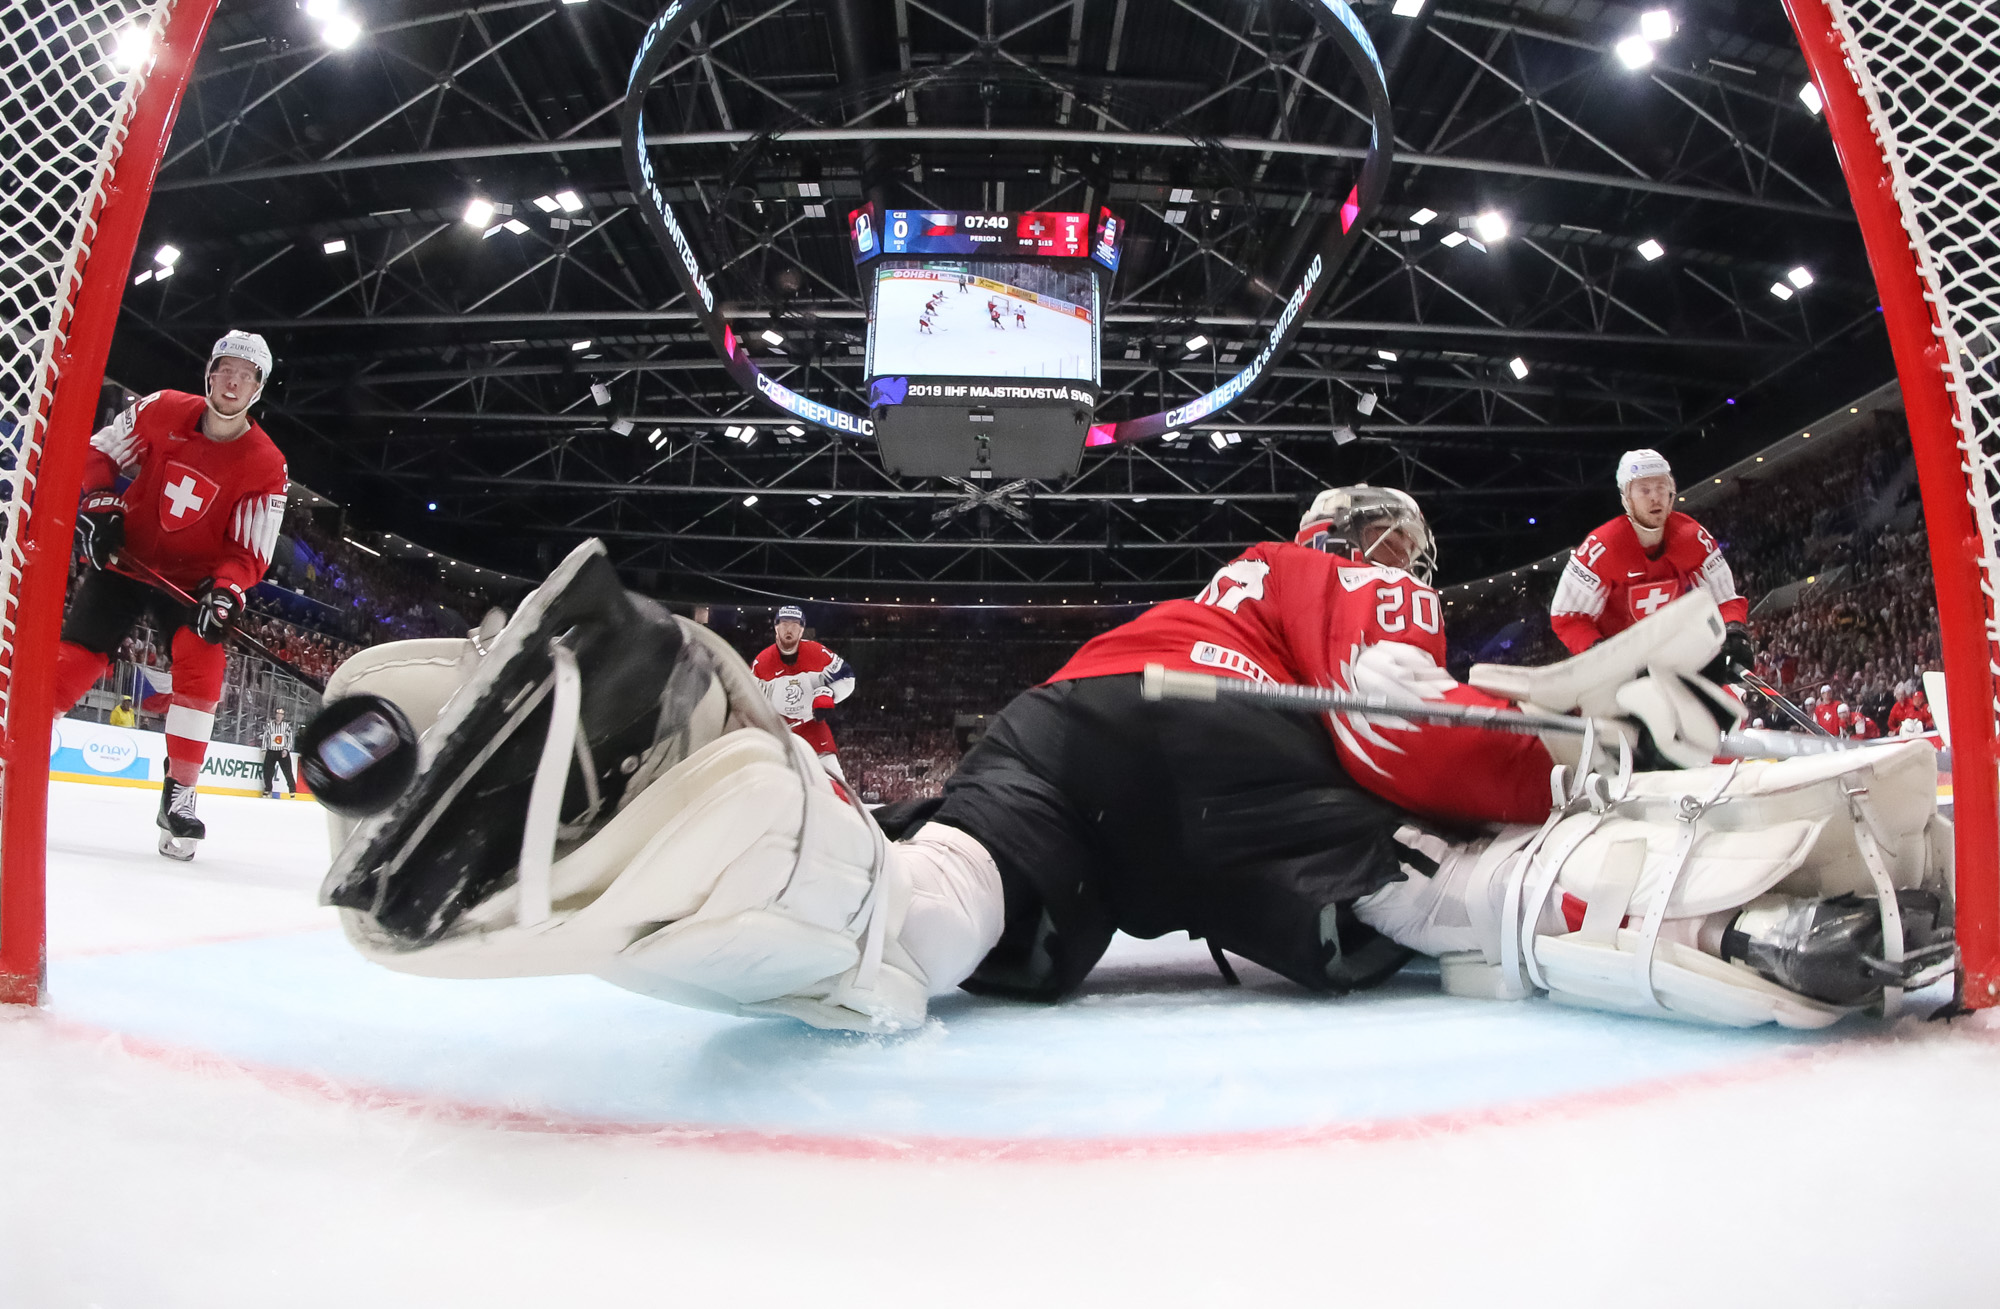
[157,777,204,861]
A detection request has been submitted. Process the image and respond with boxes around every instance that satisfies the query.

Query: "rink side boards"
[49,718,313,801]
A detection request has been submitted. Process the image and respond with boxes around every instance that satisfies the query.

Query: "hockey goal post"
[0,0,218,1004]
[1784,0,2000,1007]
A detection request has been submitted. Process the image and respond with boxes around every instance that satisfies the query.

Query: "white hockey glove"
[1471,592,1744,770]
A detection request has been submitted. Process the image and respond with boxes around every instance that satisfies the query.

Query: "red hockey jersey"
[1050,542,1557,825]
[80,390,288,595]
[1549,512,1747,655]
[751,639,856,757]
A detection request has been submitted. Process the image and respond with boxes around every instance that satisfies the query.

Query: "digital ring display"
[622,0,1392,447]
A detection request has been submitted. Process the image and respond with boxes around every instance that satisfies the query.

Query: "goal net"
[1786,0,2000,1006]
[0,0,215,1003]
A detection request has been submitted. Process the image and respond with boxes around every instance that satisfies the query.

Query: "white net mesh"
[0,0,164,739]
[1827,0,2000,682]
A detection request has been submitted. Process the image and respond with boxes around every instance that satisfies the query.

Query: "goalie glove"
[1701,621,1755,685]
[192,580,244,644]
[77,490,125,571]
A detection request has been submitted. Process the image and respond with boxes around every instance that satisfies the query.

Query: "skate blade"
[157,832,197,861]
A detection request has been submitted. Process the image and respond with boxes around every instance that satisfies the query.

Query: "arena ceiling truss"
[113,0,1890,601]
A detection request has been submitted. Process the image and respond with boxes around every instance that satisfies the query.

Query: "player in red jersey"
[750,604,855,782]
[54,331,288,859]
[1550,449,1751,672]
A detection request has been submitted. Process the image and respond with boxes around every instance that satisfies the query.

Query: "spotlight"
[1473,211,1509,243]
[1184,334,1210,352]
[761,329,785,347]
[1508,357,1530,379]
[1408,208,1438,226]
[463,198,495,227]
[1356,392,1379,416]
[1638,10,1675,41]
[1391,0,1426,16]
[571,339,592,351]
[321,238,347,255]
[589,383,611,406]
[502,219,529,235]
[1770,282,1795,301]
[1636,238,1665,261]
[1799,82,1824,115]
[322,14,361,48]
[742,495,759,507]
[1614,36,1654,69]
[1377,349,1398,362]
[153,244,180,267]
[531,196,560,213]
[554,190,584,212]
[111,23,151,71]
[1439,231,1468,248]
[1787,266,1814,288]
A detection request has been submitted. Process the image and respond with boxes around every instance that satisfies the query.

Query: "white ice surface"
[870,270,1094,380]
[5,779,1998,1308]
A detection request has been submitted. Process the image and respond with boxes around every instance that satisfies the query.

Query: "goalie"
[305,488,1953,1034]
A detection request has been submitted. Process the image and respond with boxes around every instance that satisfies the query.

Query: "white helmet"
[208,330,273,411]
[1615,448,1673,491]
[1295,483,1437,584]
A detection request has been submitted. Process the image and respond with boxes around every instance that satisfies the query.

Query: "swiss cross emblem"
[1630,582,1678,620]
[157,461,218,532]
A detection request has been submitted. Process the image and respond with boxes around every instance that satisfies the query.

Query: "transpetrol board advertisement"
[865,260,1099,384]
[1091,206,1123,272]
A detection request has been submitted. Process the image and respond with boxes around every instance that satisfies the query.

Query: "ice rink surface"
[870,271,1094,380]
[6,778,1999,1307]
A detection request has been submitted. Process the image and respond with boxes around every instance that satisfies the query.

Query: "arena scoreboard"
[853,204,1125,478]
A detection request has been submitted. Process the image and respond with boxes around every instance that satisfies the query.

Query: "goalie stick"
[1732,664,1837,739]
[1139,664,1865,760]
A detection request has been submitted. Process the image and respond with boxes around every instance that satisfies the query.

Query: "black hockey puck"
[300,693,419,817]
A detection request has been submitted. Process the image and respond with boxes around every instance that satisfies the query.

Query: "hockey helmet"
[1295,484,1437,584]
[1616,448,1673,492]
[208,330,273,409]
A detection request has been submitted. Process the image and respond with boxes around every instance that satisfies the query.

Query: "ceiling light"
[571,339,591,351]
[1185,334,1209,352]
[742,495,759,507]
[1509,357,1530,379]
[132,270,152,285]
[111,23,151,71]
[1408,208,1438,226]
[321,14,360,48]
[785,425,805,436]
[1440,231,1468,248]
[1209,431,1229,450]
[463,198,495,227]
[153,243,180,267]
[1636,238,1665,261]
[761,329,785,347]
[321,238,347,255]
[1799,82,1824,115]
[1787,266,1814,288]
[502,219,529,235]
[807,496,824,506]
[1356,392,1378,416]
[1377,349,1398,361]
[1770,281,1795,300]
[589,383,611,406]
[1473,211,1509,243]
[1391,0,1426,16]
[554,190,584,212]
[611,418,634,435]
[531,196,560,213]
[1614,36,1654,69]
[153,265,174,280]
[1638,10,1675,41]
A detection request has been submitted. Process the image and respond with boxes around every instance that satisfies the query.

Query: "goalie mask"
[1295,484,1437,584]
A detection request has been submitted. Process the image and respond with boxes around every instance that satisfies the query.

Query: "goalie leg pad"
[1359,741,1949,1028]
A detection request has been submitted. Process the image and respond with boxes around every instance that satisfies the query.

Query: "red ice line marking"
[29,1011,1935,1165]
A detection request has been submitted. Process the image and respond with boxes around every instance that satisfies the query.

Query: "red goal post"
[1784,0,2000,1006]
[0,0,218,1004]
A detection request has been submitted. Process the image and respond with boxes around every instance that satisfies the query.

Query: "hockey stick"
[1139,664,1863,760]
[1732,664,1836,738]
[109,556,328,693]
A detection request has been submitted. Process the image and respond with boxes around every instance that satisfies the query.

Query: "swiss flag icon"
[158,461,219,532]
[1629,581,1679,621]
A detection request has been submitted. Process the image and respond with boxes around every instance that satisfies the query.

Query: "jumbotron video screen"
[865,260,1100,385]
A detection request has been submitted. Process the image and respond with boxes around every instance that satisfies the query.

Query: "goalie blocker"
[309,541,1953,1032]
